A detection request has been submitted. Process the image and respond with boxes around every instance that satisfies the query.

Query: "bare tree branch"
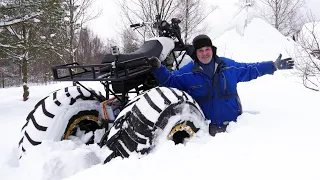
[258,0,305,36]
[293,11,320,91]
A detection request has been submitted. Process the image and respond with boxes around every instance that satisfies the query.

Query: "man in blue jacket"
[148,34,294,136]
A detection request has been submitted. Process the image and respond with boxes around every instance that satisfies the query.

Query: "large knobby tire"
[102,87,208,163]
[18,86,105,157]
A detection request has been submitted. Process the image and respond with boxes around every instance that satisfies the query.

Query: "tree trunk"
[69,0,75,64]
[69,0,77,87]
[274,0,279,30]
[184,0,189,44]
[22,25,29,101]
[1,73,4,88]
[22,54,29,101]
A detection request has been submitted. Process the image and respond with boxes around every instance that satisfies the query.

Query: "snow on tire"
[102,87,208,163]
[18,86,105,157]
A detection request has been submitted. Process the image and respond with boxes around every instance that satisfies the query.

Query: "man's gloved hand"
[274,54,294,70]
[185,45,195,57]
[148,56,161,69]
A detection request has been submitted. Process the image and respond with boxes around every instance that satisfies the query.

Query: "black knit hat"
[191,34,217,61]
[192,34,213,50]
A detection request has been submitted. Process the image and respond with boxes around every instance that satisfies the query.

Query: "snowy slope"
[214,18,296,63]
[1,5,320,180]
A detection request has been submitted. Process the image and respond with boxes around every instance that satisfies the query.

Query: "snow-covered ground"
[1,5,320,180]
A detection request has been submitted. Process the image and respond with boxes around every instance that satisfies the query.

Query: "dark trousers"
[209,124,227,137]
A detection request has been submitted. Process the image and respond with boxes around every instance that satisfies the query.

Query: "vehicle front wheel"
[101,87,208,163]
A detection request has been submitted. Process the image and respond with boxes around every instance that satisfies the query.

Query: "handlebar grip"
[130,23,141,28]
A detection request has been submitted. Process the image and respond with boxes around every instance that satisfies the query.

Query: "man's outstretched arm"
[222,54,294,83]
[148,57,188,91]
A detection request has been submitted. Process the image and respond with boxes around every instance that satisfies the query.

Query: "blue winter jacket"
[153,56,277,127]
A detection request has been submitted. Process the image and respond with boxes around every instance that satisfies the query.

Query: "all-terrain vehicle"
[18,15,208,163]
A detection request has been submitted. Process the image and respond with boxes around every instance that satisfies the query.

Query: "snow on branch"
[0,43,19,48]
[0,12,42,27]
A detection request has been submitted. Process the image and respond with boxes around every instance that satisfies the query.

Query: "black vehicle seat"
[100,40,163,94]
[101,40,163,71]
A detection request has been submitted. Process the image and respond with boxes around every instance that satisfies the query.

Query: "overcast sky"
[87,0,120,42]
[87,0,320,41]
[305,0,320,18]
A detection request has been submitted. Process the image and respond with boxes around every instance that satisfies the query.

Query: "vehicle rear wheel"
[18,86,106,158]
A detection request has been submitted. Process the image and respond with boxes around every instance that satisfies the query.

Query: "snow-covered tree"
[0,0,45,100]
[0,0,102,98]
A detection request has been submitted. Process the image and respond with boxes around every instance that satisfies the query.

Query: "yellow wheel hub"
[64,115,100,140]
[167,123,195,140]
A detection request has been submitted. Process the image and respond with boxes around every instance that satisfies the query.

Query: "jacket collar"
[192,55,225,74]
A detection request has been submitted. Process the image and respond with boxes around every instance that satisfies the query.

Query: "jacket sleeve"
[152,64,189,91]
[224,58,277,82]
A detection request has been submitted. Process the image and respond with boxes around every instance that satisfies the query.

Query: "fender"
[149,37,175,61]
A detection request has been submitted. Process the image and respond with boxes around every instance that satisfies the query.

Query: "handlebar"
[130,16,185,47]
[130,23,141,28]
[130,22,154,28]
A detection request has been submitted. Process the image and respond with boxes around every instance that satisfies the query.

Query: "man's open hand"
[274,54,294,70]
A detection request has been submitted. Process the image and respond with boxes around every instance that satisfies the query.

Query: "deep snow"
[1,4,320,180]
